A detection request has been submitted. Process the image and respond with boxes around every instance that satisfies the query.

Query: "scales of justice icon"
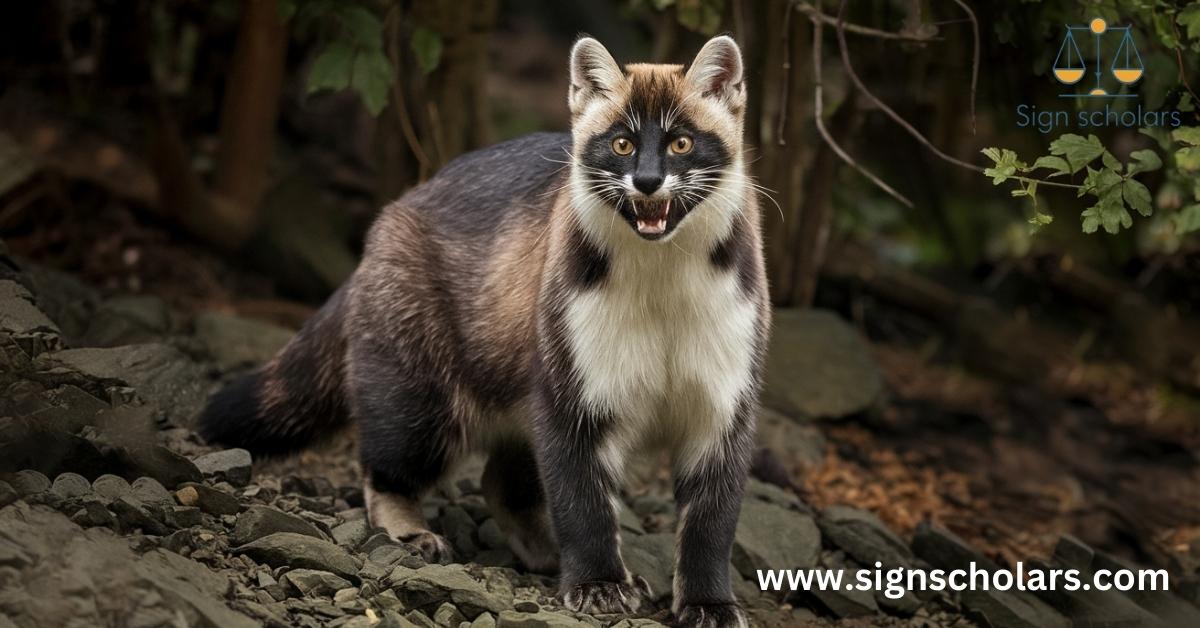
[1053,17,1143,97]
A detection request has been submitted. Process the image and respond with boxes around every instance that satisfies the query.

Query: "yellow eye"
[612,138,635,156]
[669,136,694,155]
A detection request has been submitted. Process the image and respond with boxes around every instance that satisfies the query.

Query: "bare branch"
[775,3,794,146]
[949,0,979,135]
[812,12,914,209]
[792,0,937,42]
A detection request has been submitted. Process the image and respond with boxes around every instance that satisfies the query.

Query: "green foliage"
[298,2,399,116]
[410,27,443,74]
[982,133,1168,235]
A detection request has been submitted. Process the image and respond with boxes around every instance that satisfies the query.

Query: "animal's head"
[567,35,746,242]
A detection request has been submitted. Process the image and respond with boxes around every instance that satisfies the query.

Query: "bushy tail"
[198,284,351,456]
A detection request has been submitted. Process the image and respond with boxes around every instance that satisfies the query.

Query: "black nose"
[632,174,663,194]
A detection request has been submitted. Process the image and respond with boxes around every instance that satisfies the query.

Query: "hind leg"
[481,437,558,573]
[349,345,460,564]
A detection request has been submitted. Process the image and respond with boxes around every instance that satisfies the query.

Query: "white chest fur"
[562,232,759,475]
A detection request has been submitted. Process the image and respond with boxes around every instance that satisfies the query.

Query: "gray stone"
[620,531,674,603]
[803,568,879,617]
[130,476,173,506]
[9,469,50,496]
[732,498,821,581]
[70,495,118,528]
[194,311,294,370]
[92,474,133,501]
[470,613,498,628]
[235,532,362,582]
[0,279,62,356]
[495,610,588,627]
[50,472,92,500]
[911,522,1000,571]
[0,480,16,506]
[283,568,354,597]
[617,503,645,534]
[960,589,1071,628]
[433,602,465,627]
[1091,551,1200,626]
[81,295,171,347]
[192,448,253,487]
[817,505,914,569]
[232,505,324,545]
[37,343,208,423]
[110,495,170,535]
[757,406,826,469]
[331,518,373,548]
[440,505,478,556]
[762,309,883,419]
[477,519,508,550]
[176,482,241,515]
[388,564,514,619]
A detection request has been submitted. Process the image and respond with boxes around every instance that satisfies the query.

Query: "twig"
[1169,18,1200,121]
[832,0,1082,191]
[811,12,914,208]
[792,0,937,42]
[949,0,979,135]
[384,6,432,180]
[776,3,794,146]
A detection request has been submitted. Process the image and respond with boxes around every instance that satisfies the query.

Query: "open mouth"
[633,199,670,235]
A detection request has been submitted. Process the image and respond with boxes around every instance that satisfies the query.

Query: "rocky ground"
[2,237,1199,628]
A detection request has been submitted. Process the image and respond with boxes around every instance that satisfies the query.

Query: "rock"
[432,602,465,627]
[80,295,171,347]
[92,474,133,502]
[130,476,173,506]
[911,522,1000,571]
[331,518,374,548]
[70,495,118,529]
[495,610,588,627]
[477,519,508,550]
[0,502,258,628]
[439,505,478,556]
[110,495,170,535]
[732,498,820,581]
[111,438,204,488]
[803,568,879,617]
[617,503,645,534]
[470,613,498,628]
[165,505,204,528]
[21,262,100,343]
[1091,551,1200,626]
[756,407,826,470]
[232,505,325,545]
[620,531,675,603]
[960,589,1071,628]
[388,564,514,619]
[0,480,16,506]
[817,505,914,569]
[176,482,241,516]
[235,532,362,583]
[37,343,209,423]
[8,469,50,496]
[762,309,883,419]
[194,311,294,370]
[283,568,354,597]
[0,279,63,357]
[192,448,252,487]
[50,472,92,500]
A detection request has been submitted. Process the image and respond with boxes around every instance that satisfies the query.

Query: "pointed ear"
[569,37,623,115]
[686,35,745,110]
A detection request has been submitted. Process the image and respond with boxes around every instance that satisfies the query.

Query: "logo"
[1052,17,1143,98]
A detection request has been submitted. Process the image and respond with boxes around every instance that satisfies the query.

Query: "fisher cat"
[200,35,769,628]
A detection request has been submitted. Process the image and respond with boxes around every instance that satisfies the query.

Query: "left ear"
[685,35,745,110]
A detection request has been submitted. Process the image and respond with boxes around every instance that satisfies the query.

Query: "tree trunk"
[211,0,287,248]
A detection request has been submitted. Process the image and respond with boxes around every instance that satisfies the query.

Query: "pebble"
[50,473,92,500]
[9,470,50,497]
[192,448,253,487]
[92,474,133,501]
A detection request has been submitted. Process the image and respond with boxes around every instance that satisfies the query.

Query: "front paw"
[672,603,748,628]
[563,576,652,614]
[399,530,454,564]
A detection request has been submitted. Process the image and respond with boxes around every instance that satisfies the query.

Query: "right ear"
[569,37,623,116]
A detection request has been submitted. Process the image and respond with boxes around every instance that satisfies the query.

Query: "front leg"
[534,388,649,614]
[671,404,755,628]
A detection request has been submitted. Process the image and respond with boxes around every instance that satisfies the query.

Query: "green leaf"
[1173,126,1200,146]
[1175,204,1200,234]
[1179,4,1200,41]
[981,147,1027,184]
[1101,150,1123,172]
[1122,179,1154,217]
[339,6,384,49]
[1049,133,1105,173]
[1127,149,1163,175]
[1081,185,1131,234]
[1029,212,1053,226]
[307,41,354,94]
[1081,166,1122,198]
[1177,146,1200,172]
[351,49,394,116]
[1181,92,1196,113]
[410,27,443,75]
[1032,155,1071,177]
